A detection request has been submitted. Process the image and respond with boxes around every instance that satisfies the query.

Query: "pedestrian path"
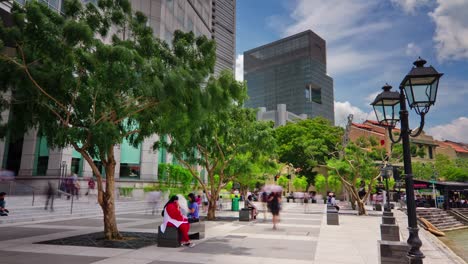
[0,201,464,263]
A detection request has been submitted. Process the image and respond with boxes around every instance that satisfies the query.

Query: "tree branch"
[113,100,159,124]
[16,43,68,112]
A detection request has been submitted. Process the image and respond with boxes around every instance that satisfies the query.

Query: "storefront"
[412,179,468,209]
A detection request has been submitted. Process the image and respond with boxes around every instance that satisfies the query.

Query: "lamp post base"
[407,227,424,264]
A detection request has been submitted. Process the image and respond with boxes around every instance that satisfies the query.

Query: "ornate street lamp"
[381,164,393,212]
[371,57,443,264]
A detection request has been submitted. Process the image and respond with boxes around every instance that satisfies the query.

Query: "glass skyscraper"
[244,30,334,123]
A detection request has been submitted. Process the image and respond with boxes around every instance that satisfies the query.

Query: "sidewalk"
[0,202,464,263]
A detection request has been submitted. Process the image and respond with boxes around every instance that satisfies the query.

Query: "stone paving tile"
[0,250,105,264]
[117,214,160,220]
[124,221,162,229]
[148,261,201,264]
[181,236,316,260]
[0,227,70,241]
[41,218,135,227]
[231,225,320,236]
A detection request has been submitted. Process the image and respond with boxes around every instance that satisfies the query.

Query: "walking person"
[261,191,268,220]
[268,192,281,230]
[86,177,98,203]
[202,190,208,213]
[303,192,309,213]
[147,191,161,215]
[44,181,55,212]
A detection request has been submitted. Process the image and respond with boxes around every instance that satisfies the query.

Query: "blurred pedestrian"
[202,190,208,213]
[261,191,268,220]
[147,191,161,215]
[44,181,55,212]
[268,192,281,230]
[72,173,80,200]
[303,192,309,213]
[0,192,9,216]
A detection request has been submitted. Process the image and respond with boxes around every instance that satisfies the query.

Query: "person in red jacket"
[161,195,194,247]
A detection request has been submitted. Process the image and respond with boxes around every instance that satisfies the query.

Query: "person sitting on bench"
[0,192,9,216]
[187,193,199,223]
[246,195,258,219]
[161,195,194,247]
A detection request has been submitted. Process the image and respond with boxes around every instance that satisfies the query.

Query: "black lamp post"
[381,164,393,212]
[371,57,443,264]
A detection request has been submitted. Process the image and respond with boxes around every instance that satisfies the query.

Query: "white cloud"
[366,91,381,105]
[427,117,468,143]
[235,54,244,82]
[405,42,422,57]
[271,0,397,77]
[334,101,374,127]
[390,0,431,14]
[430,0,468,61]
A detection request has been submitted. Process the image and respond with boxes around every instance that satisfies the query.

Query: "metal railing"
[56,189,74,215]
[1,180,36,206]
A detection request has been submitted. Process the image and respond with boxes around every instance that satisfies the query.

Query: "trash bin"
[232,197,240,211]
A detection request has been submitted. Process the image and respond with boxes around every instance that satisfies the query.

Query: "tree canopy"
[0,0,221,239]
[274,117,343,187]
[327,139,380,215]
[412,154,468,182]
[157,102,277,219]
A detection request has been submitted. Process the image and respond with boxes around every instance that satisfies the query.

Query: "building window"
[428,146,433,159]
[119,163,140,178]
[158,135,167,164]
[37,157,49,176]
[165,28,173,46]
[34,136,49,176]
[312,87,322,104]
[305,85,322,104]
[93,161,104,177]
[176,1,184,26]
[166,0,174,13]
[120,138,141,178]
[187,17,194,33]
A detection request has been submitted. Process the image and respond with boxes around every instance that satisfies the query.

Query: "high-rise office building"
[131,0,236,75]
[0,0,236,184]
[212,0,236,74]
[244,30,334,123]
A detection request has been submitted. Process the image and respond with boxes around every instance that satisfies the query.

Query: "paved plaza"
[0,202,465,264]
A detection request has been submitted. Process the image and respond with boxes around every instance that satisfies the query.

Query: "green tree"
[314,174,327,194]
[277,175,289,190]
[275,118,343,188]
[327,175,342,194]
[234,154,277,198]
[293,176,308,192]
[0,0,216,239]
[157,105,277,219]
[327,141,380,215]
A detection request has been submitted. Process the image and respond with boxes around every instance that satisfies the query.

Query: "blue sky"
[235,0,468,143]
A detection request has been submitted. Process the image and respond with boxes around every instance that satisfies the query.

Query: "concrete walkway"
[0,202,464,263]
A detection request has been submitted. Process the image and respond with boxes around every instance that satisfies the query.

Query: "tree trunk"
[350,194,356,210]
[101,152,121,240]
[356,199,366,215]
[207,198,217,220]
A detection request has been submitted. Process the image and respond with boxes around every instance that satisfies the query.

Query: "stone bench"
[188,220,205,240]
[157,221,205,247]
[157,226,180,248]
[326,206,339,225]
[239,208,254,221]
